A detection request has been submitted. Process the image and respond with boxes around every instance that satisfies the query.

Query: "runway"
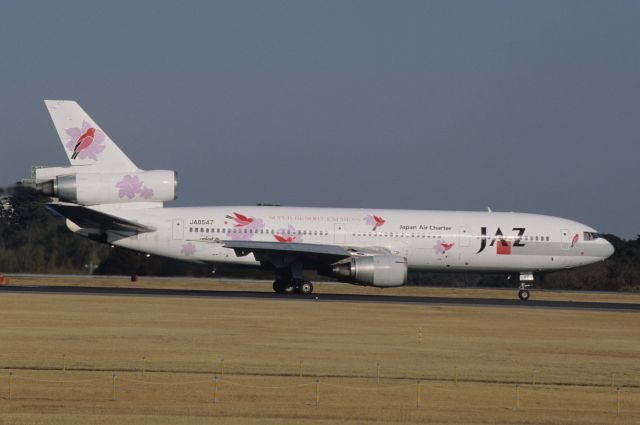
[1,284,639,312]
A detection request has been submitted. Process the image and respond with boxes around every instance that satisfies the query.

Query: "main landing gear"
[517,272,534,301]
[273,279,314,295]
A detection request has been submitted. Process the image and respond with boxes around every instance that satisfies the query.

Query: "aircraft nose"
[601,240,615,259]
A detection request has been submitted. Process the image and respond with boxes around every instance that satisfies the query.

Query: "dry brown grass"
[0,284,639,424]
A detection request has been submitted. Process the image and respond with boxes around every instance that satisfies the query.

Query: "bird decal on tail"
[71,127,96,159]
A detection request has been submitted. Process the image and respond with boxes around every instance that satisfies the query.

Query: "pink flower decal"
[181,242,196,256]
[571,233,579,248]
[364,214,385,231]
[433,239,454,255]
[64,120,106,161]
[274,225,303,243]
[227,216,265,241]
[139,186,154,200]
[115,175,155,200]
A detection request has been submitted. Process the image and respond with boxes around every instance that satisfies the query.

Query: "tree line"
[1,186,638,291]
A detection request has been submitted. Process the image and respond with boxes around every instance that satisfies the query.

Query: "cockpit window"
[583,232,600,241]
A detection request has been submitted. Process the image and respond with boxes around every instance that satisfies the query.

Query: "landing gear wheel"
[299,281,314,295]
[273,280,286,293]
[283,282,296,294]
[518,289,530,301]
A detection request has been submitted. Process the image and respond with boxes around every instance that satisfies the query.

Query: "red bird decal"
[226,212,254,227]
[440,242,455,251]
[274,234,295,243]
[373,215,385,230]
[71,128,96,160]
[571,233,579,248]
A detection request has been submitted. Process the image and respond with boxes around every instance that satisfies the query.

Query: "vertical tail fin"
[44,100,138,171]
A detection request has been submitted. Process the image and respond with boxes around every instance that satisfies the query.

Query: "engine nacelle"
[36,170,177,205]
[329,255,407,288]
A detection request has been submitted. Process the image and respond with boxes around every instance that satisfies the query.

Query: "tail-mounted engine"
[326,255,407,288]
[26,167,177,205]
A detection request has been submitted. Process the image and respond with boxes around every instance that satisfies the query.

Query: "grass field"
[0,279,639,424]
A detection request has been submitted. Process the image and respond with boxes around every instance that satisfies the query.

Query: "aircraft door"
[459,226,471,247]
[172,219,184,240]
[560,229,570,250]
[334,223,346,244]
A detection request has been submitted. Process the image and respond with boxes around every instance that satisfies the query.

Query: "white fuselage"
[91,205,613,273]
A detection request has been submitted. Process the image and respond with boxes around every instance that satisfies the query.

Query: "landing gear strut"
[517,272,534,301]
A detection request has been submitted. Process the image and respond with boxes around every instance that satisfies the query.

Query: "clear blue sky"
[1,1,638,238]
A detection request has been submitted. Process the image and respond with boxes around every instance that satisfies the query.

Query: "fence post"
[142,357,146,376]
[417,327,422,344]
[416,380,421,409]
[454,366,458,386]
[616,386,621,416]
[377,363,380,384]
[112,373,117,401]
[611,373,615,391]
[315,379,320,407]
[220,358,224,377]
[213,375,218,405]
[299,360,303,378]
[515,384,520,411]
[8,371,13,401]
[62,354,66,374]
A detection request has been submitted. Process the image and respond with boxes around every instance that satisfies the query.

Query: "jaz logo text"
[476,227,526,254]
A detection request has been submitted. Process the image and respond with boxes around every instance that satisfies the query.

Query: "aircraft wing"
[223,240,391,262]
[46,202,156,234]
[224,240,350,257]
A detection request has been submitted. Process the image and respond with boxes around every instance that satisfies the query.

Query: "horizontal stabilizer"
[46,202,155,234]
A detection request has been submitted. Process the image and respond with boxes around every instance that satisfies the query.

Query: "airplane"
[22,100,614,301]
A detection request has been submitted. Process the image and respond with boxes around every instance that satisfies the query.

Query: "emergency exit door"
[172,219,184,240]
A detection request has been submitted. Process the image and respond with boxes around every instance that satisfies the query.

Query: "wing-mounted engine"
[26,167,177,206]
[326,255,408,288]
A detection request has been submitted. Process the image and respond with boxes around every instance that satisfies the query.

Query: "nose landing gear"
[517,272,534,301]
